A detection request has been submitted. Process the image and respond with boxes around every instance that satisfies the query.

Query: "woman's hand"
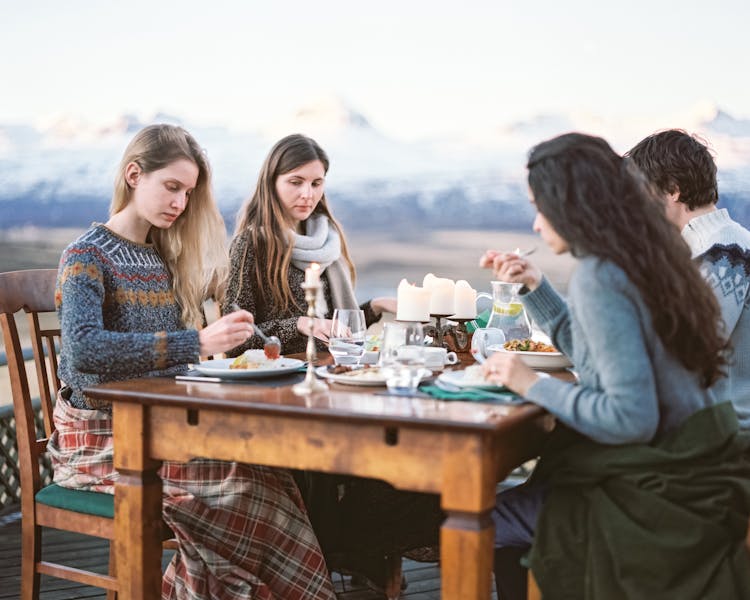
[199,309,255,357]
[479,250,543,291]
[481,351,540,396]
[297,317,334,343]
[370,297,397,316]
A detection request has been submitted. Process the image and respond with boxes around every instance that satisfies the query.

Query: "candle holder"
[293,282,329,396]
[445,318,474,353]
[423,314,452,348]
[423,314,475,351]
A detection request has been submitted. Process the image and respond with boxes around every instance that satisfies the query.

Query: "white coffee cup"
[422,347,459,369]
[471,327,506,363]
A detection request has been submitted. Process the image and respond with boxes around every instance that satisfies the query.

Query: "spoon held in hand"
[230,303,282,359]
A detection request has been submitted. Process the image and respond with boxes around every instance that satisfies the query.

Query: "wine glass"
[329,309,367,366]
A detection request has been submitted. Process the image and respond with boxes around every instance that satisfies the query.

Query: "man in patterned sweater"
[628,129,750,429]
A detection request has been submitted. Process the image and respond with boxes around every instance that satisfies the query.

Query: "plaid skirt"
[47,395,336,600]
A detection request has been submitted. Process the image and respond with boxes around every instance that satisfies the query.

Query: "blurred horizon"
[3,1,749,141]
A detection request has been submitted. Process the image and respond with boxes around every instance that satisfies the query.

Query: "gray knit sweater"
[56,224,200,409]
[683,208,750,429]
[522,257,719,444]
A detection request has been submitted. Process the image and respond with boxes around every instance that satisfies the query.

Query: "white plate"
[194,357,305,380]
[437,369,507,391]
[315,365,431,387]
[487,346,573,370]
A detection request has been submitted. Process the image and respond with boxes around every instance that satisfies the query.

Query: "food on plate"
[328,364,356,374]
[263,344,281,360]
[229,349,280,370]
[462,364,491,384]
[364,335,381,352]
[326,365,383,380]
[503,338,558,353]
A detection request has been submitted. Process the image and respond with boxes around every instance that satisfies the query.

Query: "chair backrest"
[0,269,60,502]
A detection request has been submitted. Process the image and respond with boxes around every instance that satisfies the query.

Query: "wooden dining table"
[84,353,561,600]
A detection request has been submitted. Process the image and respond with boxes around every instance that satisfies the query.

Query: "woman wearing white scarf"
[224,135,441,594]
[225,134,395,354]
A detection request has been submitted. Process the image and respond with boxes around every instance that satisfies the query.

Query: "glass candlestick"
[293,282,329,395]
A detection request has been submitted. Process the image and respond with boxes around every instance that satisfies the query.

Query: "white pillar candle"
[429,277,455,315]
[452,280,477,318]
[396,279,431,322]
[305,262,321,286]
[423,272,438,290]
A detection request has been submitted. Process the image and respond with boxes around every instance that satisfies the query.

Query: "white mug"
[422,347,459,369]
[471,327,506,363]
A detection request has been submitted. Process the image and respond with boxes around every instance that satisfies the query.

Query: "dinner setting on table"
[183,257,575,406]
[9,125,747,600]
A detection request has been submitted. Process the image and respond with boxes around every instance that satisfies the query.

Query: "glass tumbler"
[379,321,426,394]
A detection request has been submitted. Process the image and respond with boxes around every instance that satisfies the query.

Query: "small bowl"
[486,344,573,370]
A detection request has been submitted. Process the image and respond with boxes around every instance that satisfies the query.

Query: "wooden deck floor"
[0,507,498,599]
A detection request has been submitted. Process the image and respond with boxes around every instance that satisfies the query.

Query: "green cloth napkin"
[419,383,522,404]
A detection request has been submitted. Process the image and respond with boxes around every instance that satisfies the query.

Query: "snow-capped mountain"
[0,99,748,231]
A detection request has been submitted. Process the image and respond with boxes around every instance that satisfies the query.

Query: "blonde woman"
[48,125,336,599]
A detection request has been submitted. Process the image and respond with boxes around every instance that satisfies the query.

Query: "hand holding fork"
[478,246,541,290]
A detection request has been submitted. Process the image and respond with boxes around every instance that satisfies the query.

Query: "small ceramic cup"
[470,327,506,363]
[422,347,459,370]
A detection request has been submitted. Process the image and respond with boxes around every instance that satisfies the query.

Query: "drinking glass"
[379,321,426,394]
[329,309,367,365]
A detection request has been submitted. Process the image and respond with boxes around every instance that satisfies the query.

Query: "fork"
[514,247,537,258]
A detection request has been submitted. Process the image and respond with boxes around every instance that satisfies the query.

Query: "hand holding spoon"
[230,303,282,359]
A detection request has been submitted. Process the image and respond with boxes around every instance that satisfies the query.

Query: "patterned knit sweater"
[56,224,200,410]
[683,208,750,429]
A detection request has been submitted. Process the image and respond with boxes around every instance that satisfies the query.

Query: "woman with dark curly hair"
[479,133,750,600]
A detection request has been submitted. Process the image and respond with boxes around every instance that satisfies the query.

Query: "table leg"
[441,510,495,599]
[439,434,499,599]
[113,402,163,600]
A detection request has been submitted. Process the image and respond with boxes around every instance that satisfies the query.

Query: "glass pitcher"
[476,281,532,342]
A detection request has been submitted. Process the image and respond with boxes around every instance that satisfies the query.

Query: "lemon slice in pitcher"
[493,302,524,316]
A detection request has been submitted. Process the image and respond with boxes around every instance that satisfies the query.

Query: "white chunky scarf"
[290,214,358,314]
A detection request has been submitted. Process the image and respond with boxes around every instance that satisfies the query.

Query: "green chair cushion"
[35,483,114,519]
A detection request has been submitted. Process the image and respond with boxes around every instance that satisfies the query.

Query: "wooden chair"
[0,269,174,599]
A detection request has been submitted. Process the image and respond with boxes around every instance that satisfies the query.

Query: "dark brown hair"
[527,133,727,387]
[625,129,718,210]
[233,134,355,311]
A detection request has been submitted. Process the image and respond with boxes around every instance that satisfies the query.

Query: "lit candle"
[452,280,477,318]
[396,279,431,322]
[305,262,321,286]
[429,277,456,315]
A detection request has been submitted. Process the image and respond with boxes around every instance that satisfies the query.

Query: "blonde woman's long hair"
[110,124,228,328]
[233,134,355,312]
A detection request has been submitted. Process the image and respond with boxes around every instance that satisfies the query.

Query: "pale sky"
[2,0,748,141]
